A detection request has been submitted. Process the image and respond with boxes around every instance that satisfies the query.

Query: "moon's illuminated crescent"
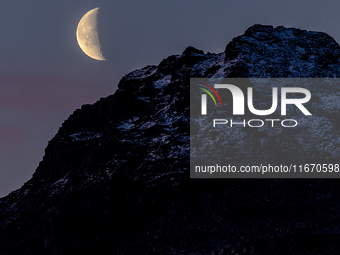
[76,7,106,61]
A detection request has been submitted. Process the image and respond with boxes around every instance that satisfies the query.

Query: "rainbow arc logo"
[198,83,222,106]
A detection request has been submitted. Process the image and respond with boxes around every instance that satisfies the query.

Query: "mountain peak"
[182,46,204,55]
[224,24,340,77]
[1,24,340,254]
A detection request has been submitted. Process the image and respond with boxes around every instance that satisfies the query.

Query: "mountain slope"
[1,24,340,254]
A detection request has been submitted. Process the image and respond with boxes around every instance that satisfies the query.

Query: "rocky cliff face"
[1,24,340,254]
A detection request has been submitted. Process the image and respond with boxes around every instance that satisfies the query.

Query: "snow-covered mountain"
[1,24,340,254]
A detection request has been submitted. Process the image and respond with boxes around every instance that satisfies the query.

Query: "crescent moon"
[76,7,106,61]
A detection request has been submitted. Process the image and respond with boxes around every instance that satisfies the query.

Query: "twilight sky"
[0,0,339,197]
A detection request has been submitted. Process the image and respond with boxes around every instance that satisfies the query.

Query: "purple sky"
[1,0,340,196]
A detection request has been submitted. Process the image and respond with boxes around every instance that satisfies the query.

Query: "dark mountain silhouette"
[1,24,340,254]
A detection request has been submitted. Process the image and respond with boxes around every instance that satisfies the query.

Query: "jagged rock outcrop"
[225,24,340,77]
[1,24,340,254]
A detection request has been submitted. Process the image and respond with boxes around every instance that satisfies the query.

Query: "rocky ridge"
[1,24,340,254]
